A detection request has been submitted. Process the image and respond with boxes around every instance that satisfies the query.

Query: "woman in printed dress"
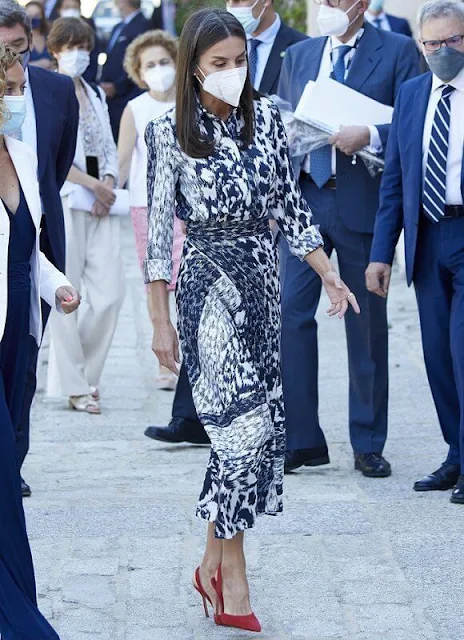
[145,9,360,633]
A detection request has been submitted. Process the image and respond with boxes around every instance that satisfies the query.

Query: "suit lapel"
[5,137,42,230]
[345,22,382,93]
[28,68,54,180]
[301,38,327,89]
[408,74,433,217]
[259,24,290,95]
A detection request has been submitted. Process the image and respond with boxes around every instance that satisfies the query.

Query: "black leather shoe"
[144,420,210,445]
[285,447,330,473]
[354,453,391,478]
[450,476,464,504]
[414,463,460,492]
[21,478,32,498]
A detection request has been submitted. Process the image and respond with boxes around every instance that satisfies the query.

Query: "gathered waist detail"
[186,218,270,240]
[8,261,31,292]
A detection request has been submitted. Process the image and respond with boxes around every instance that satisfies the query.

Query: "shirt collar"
[365,11,386,23]
[431,66,464,93]
[330,27,364,50]
[247,14,281,44]
[124,10,140,24]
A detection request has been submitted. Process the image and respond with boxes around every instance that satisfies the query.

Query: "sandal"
[69,395,101,414]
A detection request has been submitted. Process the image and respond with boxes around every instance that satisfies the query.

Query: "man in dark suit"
[367,0,464,503]
[144,0,306,447]
[365,0,413,37]
[100,0,150,140]
[151,0,177,35]
[0,0,79,496]
[227,0,307,95]
[277,0,419,477]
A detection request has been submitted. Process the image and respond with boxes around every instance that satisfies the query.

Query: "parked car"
[92,0,155,44]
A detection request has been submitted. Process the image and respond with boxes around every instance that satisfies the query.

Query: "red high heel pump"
[211,565,262,633]
[193,567,213,618]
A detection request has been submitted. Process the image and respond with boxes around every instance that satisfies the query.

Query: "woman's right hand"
[92,180,116,208]
[152,320,180,376]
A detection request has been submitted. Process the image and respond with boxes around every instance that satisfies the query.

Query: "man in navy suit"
[367,0,464,503]
[365,0,413,37]
[0,0,79,496]
[100,0,150,141]
[226,0,308,95]
[277,0,419,477]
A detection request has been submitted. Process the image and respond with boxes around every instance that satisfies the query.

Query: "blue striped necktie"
[249,39,261,88]
[423,84,456,222]
[310,45,351,189]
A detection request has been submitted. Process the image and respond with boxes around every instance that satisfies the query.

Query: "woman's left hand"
[56,286,81,314]
[322,270,361,319]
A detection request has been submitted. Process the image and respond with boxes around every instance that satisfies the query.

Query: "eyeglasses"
[314,0,342,7]
[421,34,464,52]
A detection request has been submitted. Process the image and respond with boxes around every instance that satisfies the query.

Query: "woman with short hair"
[46,17,125,414]
[146,8,359,631]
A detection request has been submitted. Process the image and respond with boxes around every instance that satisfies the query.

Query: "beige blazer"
[0,136,70,345]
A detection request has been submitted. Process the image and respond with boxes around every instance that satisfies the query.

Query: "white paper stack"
[294,77,394,130]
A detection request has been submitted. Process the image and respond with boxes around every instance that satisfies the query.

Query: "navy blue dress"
[0,187,60,639]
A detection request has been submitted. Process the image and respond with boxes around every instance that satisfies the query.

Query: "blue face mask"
[19,47,31,69]
[369,0,384,12]
[0,95,27,136]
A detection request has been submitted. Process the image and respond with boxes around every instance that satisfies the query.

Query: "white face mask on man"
[317,0,362,38]
[196,65,247,108]
[142,65,176,93]
[58,49,90,78]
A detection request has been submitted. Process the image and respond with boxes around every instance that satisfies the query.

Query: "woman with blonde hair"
[0,42,79,638]
[118,30,183,390]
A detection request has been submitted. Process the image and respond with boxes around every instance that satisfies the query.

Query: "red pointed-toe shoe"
[193,566,213,618]
[211,565,262,633]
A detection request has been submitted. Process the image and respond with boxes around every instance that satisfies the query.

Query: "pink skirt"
[130,206,184,291]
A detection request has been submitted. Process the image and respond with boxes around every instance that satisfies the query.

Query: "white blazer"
[0,136,70,345]
[61,80,118,197]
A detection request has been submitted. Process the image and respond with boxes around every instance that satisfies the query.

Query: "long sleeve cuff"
[143,258,173,284]
[289,226,324,261]
[366,126,383,154]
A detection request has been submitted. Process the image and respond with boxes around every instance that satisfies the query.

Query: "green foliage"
[175,0,308,35]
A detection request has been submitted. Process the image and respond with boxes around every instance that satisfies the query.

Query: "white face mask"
[227,0,265,36]
[197,65,247,108]
[142,65,176,93]
[60,8,81,18]
[58,49,90,78]
[317,0,362,38]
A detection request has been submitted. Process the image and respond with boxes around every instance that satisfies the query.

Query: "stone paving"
[24,218,464,640]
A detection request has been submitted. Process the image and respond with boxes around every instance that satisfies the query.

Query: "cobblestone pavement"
[24,218,463,640]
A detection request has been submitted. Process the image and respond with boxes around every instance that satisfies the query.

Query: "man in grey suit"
[278,0,420,476]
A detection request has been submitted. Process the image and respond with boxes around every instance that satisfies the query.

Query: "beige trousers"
[47,197,125,397]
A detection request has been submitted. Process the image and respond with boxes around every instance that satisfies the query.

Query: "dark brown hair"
[47,17,94,56]
[176,8,255,159]
[25,1,48,35]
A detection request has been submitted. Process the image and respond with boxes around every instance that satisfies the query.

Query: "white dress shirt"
[365,11,391,31]
[20,68,37,158]
[422,69,464,206]
[304,28,382,175]
[247,14,281,90]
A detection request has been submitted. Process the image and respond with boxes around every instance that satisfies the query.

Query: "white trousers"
[47,198,125,397]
